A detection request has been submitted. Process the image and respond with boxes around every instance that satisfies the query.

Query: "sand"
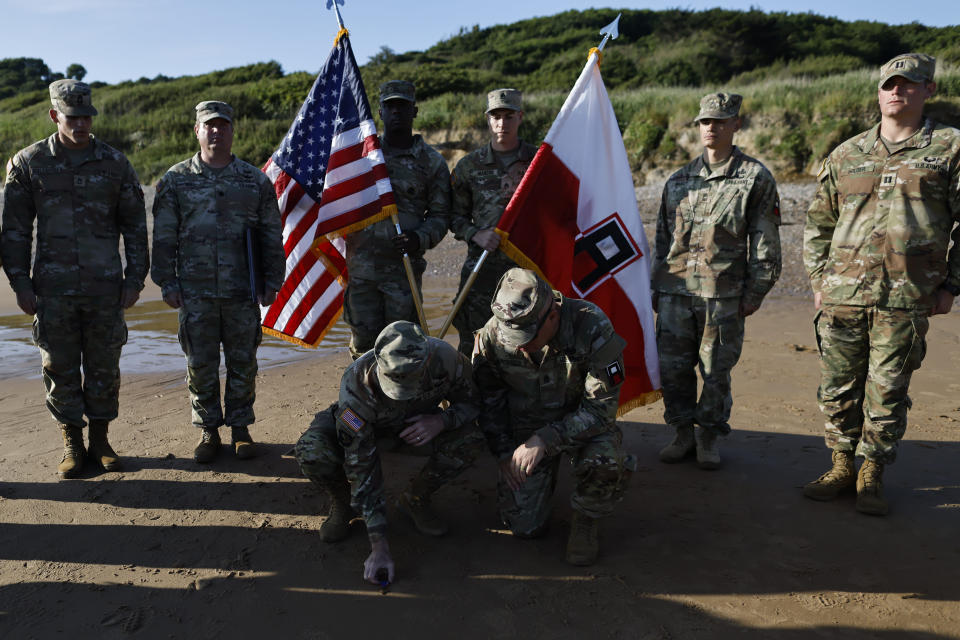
[1,184,959,638]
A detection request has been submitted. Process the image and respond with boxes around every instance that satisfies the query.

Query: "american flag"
[261,30,396,347]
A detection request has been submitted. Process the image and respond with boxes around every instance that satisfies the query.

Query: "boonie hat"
[49,79,98,117]
[374,321,431,401]
[380,80,415,103]
[878,53,936,89]
[490,268,554,349]
[693,92,742,123]
[195,100,234,124]
[486,88,523,113]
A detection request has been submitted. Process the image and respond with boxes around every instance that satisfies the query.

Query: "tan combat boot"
[659,424,695,463]
[311,473,356,542]
[230,426,256,460]
[565,511,599,566]
[88,419,122,471]
[695,428,721,470]
[194,427,221,463]
[803,449,856,501]
[58,424,86,479]
[398,476,448,537]
[856,459,888,516]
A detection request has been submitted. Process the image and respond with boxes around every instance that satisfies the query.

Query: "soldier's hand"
[472,229,501,252]
[15,290,37,315]
[931,288,955,316]
[399,413,444,446]
[121,288,140,309]
[391,232,420,255]
[162,290,183,309]
[363,539,395,585]
[258,288,278,307]
[499,458,522,491]
[813,291,822,311]
[510,435,547,486]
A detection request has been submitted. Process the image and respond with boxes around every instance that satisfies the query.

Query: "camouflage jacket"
[151,153,286,299]
[804,119,960,309]
[653,147,781,306]
[1,133,148,297]
[450,140,537,273]
[345,135,450,280]
[335,339,480,539]
[473,293,626,459]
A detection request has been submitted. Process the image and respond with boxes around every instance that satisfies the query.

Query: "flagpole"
[327,0,430,333]
[437,14,622,341]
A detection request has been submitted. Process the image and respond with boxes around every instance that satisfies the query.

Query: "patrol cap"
[486,88,523,114]
[374,321,431,401]
[379,80,416,103]
[195,100,234,124]
[693,92,742,123]
[878,53,936,89]
[490,268,554,349]
[49,79,98,117]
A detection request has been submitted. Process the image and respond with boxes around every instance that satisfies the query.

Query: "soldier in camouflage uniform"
[152,101,286,463]
[0,80,148,478]
[343,80,449,358]
[803,54,960,515]
[295,321,482,585]
[652,93,781,470]
[449,88,537,355]
[473,268,635,566]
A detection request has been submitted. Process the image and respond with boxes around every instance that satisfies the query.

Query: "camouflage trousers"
[814,304,928,464]
[452,252,516,356]
[499,426,635,537]
[177,296,262,429]
[32,295,127,428]
[656,294,744,435]
[295,403,485,523]
[343,257,425,360]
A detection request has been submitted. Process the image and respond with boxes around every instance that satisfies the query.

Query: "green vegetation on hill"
[2,8,960,183]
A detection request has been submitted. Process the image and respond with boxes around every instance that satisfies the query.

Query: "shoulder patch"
[339,407,365,432]
[605,361,625,386]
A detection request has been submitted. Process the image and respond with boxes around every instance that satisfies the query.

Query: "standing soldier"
[449,88,537,355]
[473,268,635,566]
[803,54,960,515]
[343,80,449,359]
[295,321,483,585]
[0,80,148,478]
[652,92,782,470]
[152,101,285,463]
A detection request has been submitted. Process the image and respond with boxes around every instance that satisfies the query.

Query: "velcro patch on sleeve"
[339,407,365,432]
[605,361,625,386]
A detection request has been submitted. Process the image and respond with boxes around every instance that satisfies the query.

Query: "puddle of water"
[0,286,458,380]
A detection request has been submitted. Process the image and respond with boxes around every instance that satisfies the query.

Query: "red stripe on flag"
[282,204,319,255]
[262,249,319,327]
[327,134,382,172]
[586,278,654,406]
[498,143,580,289]
[320,163,389,205]
[282,269,338,335]
[300,290,344,345]
[315,192,396,236]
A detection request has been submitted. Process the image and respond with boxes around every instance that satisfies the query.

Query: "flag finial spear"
[597,13,621,52]
[327,0,346,30]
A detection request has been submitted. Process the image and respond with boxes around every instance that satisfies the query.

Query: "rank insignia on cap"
[339,408,365,432]
[606,361,624,386]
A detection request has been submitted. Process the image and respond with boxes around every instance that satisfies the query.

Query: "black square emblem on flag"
[571,213,642,296]
[606,361,624,386]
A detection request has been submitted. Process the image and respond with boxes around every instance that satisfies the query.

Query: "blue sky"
[1,0,955,84]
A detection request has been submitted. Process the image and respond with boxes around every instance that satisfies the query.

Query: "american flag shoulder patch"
[339,407,365,432]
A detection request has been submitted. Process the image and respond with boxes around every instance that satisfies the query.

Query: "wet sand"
[1,185,960,637]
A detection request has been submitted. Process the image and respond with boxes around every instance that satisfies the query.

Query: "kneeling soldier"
[295,321,483,585]
[473,268,636,566]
